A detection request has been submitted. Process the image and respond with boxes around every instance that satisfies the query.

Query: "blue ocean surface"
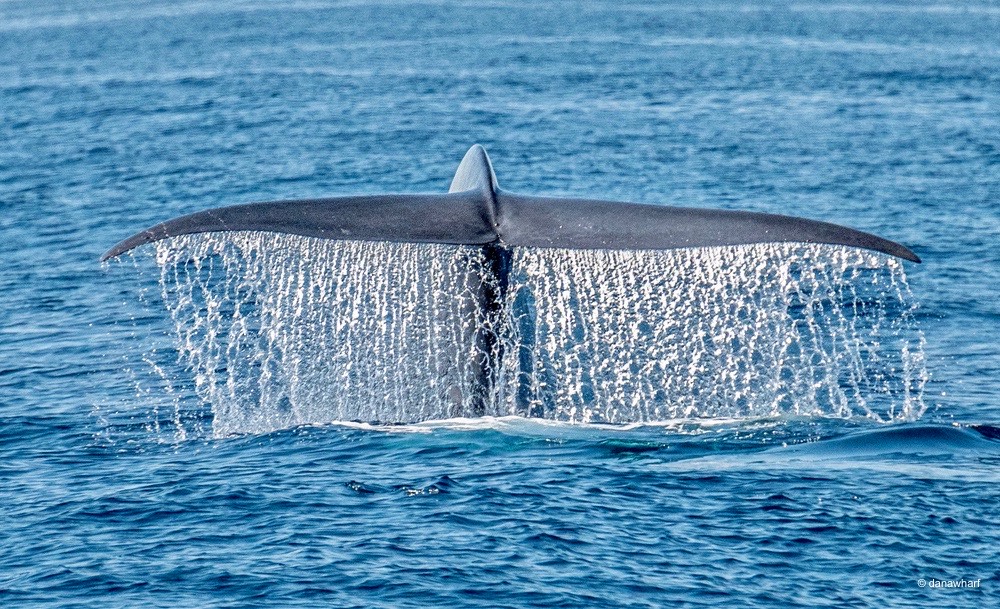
[2,0,1000,607]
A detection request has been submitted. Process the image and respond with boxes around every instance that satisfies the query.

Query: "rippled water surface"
[2,1,999,607]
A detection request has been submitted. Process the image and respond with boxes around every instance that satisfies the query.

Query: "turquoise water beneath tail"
[2,0,999,607]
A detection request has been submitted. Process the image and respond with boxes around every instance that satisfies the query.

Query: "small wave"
[777,423,1000,457]
[658,423,1000,481]
[264,414,837,441]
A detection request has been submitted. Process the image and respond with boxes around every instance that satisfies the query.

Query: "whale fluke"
[104,145,922,417]
[495,193,920,262]
[100,192,496,261]
[101,144,919,263]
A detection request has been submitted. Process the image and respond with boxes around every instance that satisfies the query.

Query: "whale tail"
[104,145,920,416]
[102,144,919,263]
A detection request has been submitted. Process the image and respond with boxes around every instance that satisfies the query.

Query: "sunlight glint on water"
[140,233,925,436]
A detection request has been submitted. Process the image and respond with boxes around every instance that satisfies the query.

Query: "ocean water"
[2,0,999,607]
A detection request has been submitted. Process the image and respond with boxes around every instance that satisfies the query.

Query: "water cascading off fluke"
[103,145,925,434]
